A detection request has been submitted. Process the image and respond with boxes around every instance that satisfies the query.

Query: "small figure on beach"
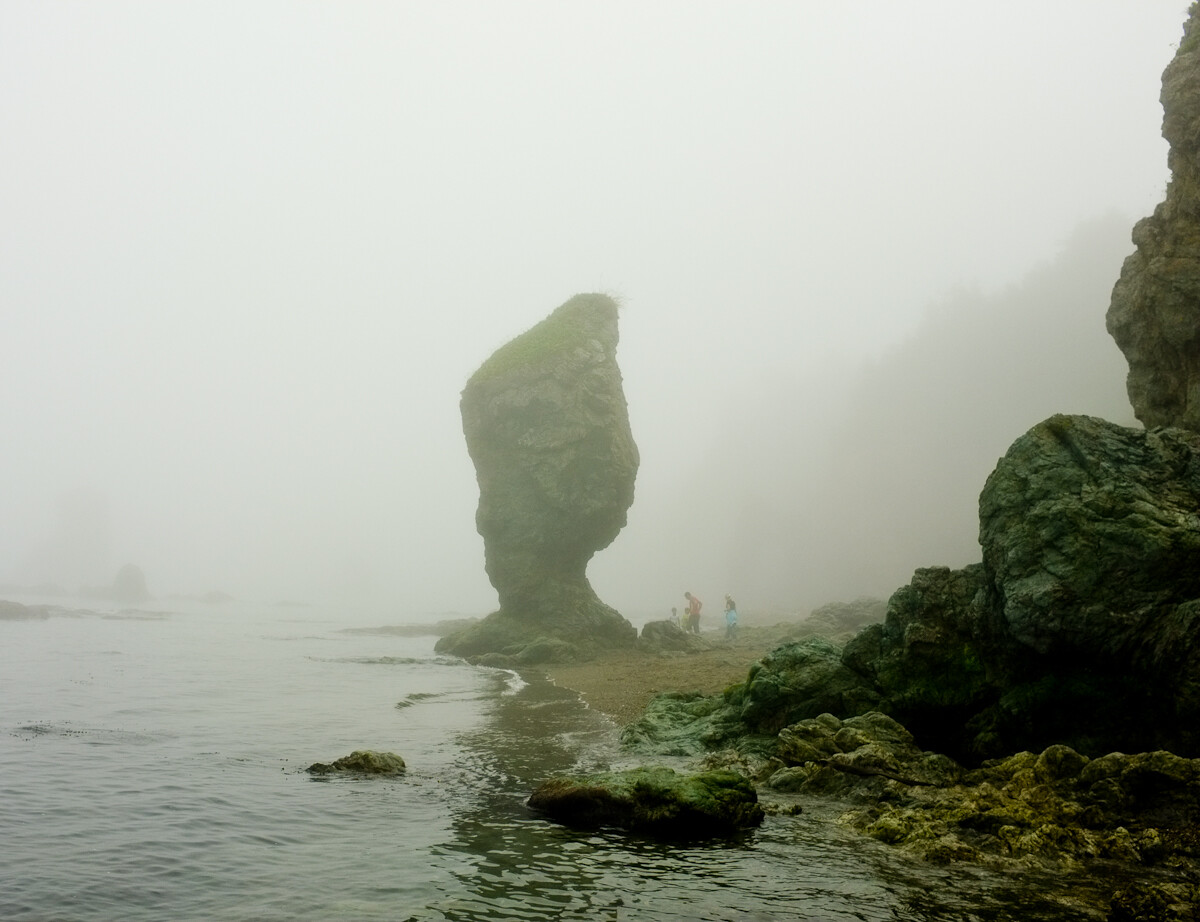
[724,595,738,641]
[669,606,681,629]
[684,592,702,634]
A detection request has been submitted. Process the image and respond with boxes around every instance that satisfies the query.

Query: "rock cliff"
[858,414,1200,760]
[1107,6,1200,430]
[436,293,639,662]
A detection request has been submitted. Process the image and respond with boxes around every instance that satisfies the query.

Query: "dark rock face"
[979,415,1200,657]
[527,766,763,836]
[843,565,992,756]
[863,415,1200,760]
[1107,8,1200,430]
[437,293,639,662]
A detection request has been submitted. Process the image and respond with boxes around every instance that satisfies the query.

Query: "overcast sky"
[0,2,1189,618]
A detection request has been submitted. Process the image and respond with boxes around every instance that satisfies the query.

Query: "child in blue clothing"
[724,595,738,640]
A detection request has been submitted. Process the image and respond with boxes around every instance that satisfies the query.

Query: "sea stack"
[1107,6,1200,430]
[436,293,639,663]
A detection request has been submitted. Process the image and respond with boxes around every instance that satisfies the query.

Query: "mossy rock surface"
[307,750,407,775]
[528,766,763,836]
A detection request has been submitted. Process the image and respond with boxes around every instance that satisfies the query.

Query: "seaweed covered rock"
[764,714,1200,876]
[843,745,1200,870]
[766,712,963,798]
[1107,6,1200,431]
[527,766,763,836]
[1109,882,1200,922]
[306,750,407,775]
[736,639,879,735]
[619,639,880,759]
[437,294,639,663]
[621,691,742,759]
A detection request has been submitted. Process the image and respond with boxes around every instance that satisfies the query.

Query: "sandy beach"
[543,624,797,725]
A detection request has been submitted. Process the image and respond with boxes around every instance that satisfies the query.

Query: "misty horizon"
[1,3,1186,618]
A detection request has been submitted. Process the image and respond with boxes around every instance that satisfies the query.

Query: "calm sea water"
[0,598,1130,921]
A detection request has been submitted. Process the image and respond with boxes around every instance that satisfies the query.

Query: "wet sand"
[543,624,797,725]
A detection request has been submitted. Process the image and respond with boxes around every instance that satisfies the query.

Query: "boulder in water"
[528,766,763,836]
[306,750,407,775]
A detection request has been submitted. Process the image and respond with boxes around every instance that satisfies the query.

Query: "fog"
[0,3,1185,618]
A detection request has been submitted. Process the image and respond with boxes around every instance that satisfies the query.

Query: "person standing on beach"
[684,592,702,634]
[724,594,738,641]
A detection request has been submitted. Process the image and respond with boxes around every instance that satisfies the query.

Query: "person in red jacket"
[683,591,702,634]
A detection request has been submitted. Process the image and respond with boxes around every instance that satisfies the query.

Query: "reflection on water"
[0,607,1153,921]
[419,675,885,921]
[420,672,1131,922]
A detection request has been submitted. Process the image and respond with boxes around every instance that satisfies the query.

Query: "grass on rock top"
[467,293,618,386]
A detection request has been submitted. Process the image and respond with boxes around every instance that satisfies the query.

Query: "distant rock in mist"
[1108,11,1200,431]
[80,563,150,605]
[800,598,886,638]
[437,293,639,663]
[110,563,150,604]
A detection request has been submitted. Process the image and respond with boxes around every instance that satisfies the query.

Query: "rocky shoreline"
[488,11,1200,918]
[537,626,1200,921]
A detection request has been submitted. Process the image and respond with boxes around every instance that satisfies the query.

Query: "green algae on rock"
[527,766,763,836]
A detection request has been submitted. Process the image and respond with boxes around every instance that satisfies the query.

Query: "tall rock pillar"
[436,293,639,662]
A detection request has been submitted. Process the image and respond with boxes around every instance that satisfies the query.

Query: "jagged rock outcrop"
[857,414,1200,760]
[436,294,639,663]
[1107,7,1200,430]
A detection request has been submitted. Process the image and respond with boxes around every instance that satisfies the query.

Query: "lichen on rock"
[436,293,639,663]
